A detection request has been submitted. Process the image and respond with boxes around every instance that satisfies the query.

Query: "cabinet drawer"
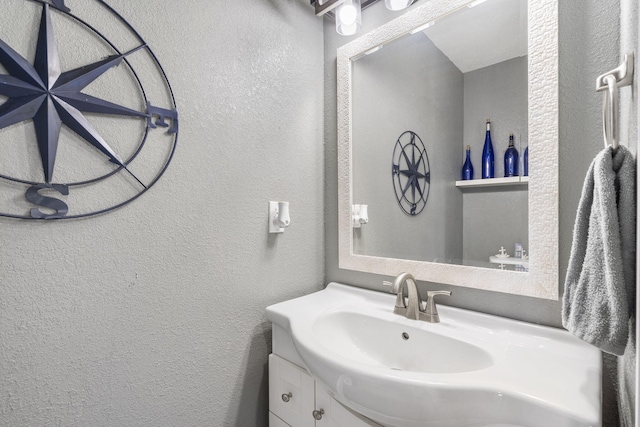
[269,354,315,427]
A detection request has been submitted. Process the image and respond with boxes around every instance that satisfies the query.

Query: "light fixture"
[336,0,362,36]
[310,0,419,36]
[409,20,434,34]
[384,0,414,11]
[363,45,383,55]
[312,0,345,16]
[467,0,489,7]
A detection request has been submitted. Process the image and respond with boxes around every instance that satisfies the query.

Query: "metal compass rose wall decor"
[391,131,430,216]
[0,0,178,219]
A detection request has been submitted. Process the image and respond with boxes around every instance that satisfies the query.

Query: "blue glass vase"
[503,133,519,177]
[523,146,529,176]
[481,119,494,179]
[461,145,474,180]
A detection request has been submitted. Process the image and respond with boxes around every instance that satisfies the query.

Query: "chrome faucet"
[384,273,451,323]
[390,272,421,320]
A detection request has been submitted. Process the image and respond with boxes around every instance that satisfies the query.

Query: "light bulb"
[385,0,412,11]
[336,0,361,36]
[339,4,357,25]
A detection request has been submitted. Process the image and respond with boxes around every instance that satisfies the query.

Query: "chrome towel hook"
[596,52,634,150]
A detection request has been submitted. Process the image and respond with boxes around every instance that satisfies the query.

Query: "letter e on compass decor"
[391,131,430,216]
[0,0,178,219]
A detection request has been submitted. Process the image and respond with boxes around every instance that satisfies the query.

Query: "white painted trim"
[337,0,559,299]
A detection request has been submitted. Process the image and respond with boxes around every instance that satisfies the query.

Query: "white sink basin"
[314,311,500,374]
[266,283,601,427]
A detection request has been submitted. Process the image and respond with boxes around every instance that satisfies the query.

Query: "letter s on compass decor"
[0,0,178,219]
[391,131,430,216]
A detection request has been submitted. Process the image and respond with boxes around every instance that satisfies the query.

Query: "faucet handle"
[426,290,451,300]
[420,290,451,323]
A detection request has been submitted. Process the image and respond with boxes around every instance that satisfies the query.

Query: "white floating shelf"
[489,256,529,266]
[455,176,529,188]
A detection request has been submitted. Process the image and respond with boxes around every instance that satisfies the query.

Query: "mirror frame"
[337,0,558,299]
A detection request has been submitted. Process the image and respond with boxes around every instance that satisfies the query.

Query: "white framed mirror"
[337,0,559,299]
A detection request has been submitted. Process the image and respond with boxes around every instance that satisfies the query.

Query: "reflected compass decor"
[391,131,430,216]
[0,0,178,219]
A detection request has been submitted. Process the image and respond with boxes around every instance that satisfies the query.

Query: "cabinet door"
[269,411,291,427]
[315,384,381,427]
[269,354,315,427]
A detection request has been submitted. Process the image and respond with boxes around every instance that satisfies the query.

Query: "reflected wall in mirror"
[337,0,559,298]
[352,0,528,269]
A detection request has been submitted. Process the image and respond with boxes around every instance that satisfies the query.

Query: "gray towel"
[562,145,636,356]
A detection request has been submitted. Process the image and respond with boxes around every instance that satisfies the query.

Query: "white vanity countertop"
[266,282,602,427]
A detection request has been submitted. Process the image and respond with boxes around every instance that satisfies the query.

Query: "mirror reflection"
[351,0,529,271]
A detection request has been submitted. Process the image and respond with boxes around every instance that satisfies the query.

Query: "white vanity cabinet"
[269,354,381,427]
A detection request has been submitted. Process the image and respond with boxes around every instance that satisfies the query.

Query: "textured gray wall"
[351,32,463,263]
[325,0,619,326]
[0,0,632,425]
[0,1,324,426]
[462,57,528,265]
[463,57,529,176]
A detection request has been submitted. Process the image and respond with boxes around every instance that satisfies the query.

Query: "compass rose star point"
[0,4,146,183]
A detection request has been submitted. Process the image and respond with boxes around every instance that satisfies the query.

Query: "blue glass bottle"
[503,133,519,177]
[461,145,474,180]
[481,119,494,179]
[523,146,529,176]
